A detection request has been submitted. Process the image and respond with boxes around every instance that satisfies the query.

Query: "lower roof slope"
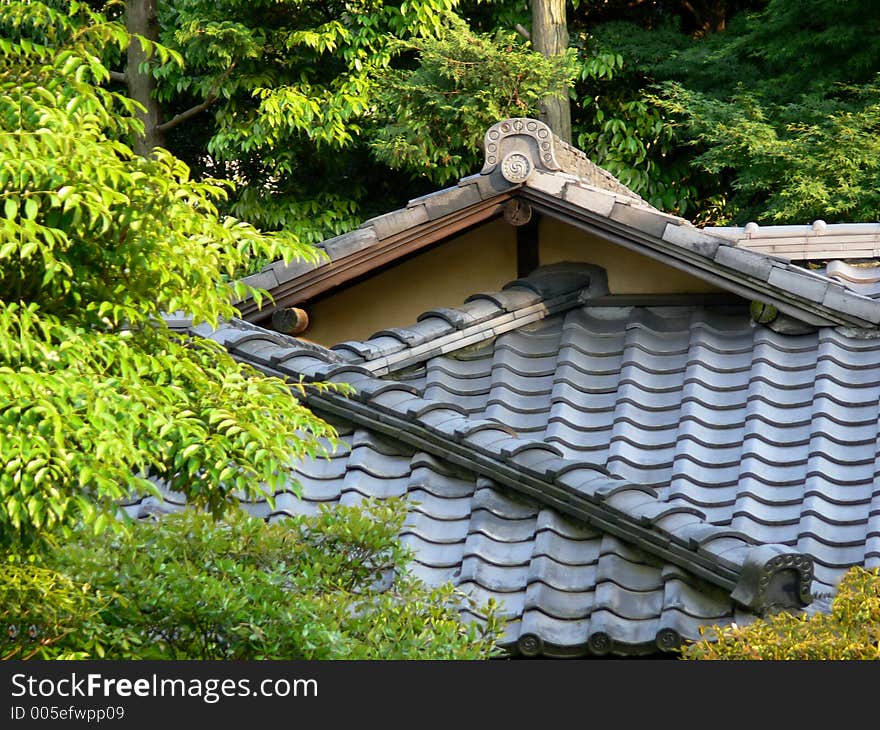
[154,263,832,657]
[126,425,751,657]
[394,303,880,594]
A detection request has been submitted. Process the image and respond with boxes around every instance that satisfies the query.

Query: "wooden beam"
[240,198,509,323]
[516,216,540,278]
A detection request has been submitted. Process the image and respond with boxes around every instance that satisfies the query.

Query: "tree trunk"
[126,0,164,156]
[681,0,730,35]
[530,0,572,143]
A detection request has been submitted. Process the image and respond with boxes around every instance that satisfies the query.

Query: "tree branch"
[515,23,531,41]
[109,70,127,83]
[156,93,218,134]
[155,63,236,135]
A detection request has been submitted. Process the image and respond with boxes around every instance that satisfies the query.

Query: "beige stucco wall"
[540,217,722,294]
[303,219,517,346]
[301,215,722,347]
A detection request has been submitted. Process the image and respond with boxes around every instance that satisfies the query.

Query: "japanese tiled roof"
[814,261,880,299]
[709,222,880,263]
[708,224,880,299]
[146,119,880,657]
[152,263,880,657]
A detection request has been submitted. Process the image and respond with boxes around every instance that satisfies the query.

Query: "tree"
[658,79,880,223]
[567,0,762,36]
[0,0,334,549]
[560,1,759,219]
[650,0,880,223]
[2,0,503,661]
[369,12,576,185]
[122,0,162,156]
[530,0,572,142]
[457,0,729,217]
[568,26,710,217]
[580,0,880,223]
[106,0,461,245]
[682,567,880,660]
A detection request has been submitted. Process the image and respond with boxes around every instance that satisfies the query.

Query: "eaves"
[519,186,880,330]
[237,191,514,324]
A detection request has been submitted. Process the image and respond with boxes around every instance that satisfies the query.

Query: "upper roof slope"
[709,222,880,262]
[237,118,880,331]
[381,299,880,594]
[314,263,880,596]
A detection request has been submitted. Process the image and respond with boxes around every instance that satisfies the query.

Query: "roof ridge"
[197,316,816,617]
[517,176,880,328]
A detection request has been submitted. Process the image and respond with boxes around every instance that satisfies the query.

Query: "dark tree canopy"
[578,0,880,223]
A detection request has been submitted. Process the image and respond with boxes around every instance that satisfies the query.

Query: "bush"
[682,566,880,660]
[1,501,502,660]
[0,556,105,660]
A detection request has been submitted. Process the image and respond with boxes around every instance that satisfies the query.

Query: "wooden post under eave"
[530,0,572,144]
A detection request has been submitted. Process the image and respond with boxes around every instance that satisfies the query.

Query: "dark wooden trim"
[516,215,540,278]
[239,197,510,322]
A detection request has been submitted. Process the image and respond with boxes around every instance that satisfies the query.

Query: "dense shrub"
[682,566,880,660]
[1,501,502,660]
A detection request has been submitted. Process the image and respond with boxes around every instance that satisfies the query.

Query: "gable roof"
[236,118,880,331]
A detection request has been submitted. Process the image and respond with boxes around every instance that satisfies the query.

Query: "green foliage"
[0,5,505,660]
[0,554,101,660]
[683,567,880,660]
[702,0,880,100]
[658,80,880,223]
[0,1,337,548]
[571,29,707,216]
[370,13,576,184]
[150,0,460,241]
[1,504,503,660]
[584,1,880,223]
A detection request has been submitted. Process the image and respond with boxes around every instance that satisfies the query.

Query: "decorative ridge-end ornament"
[730,544,814,615]
[481,118,560,176]
[480,117,649,202]
[500,152,533,183]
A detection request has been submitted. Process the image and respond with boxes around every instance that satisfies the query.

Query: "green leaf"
[3,198,17,219]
